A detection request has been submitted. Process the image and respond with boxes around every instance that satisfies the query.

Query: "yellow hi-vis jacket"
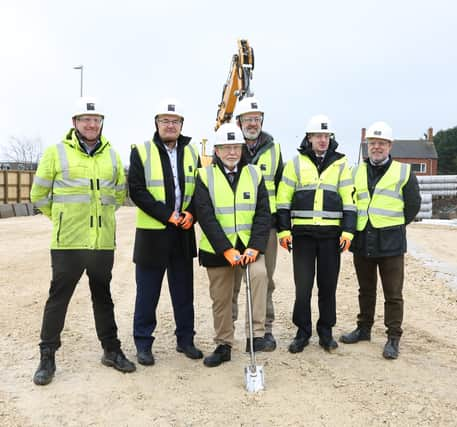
[30,129,126,249]
[135,140,199,229]
[197,164,262,254]
[254,142,281,214]
[353,160,410,230]
[276,154,355,239]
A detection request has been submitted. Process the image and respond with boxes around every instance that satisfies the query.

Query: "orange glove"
[223,248,241,267]
[339,236,351,252]
[179,211,193,230]
[168,211,181,227]
[279,235,293,252]
[241,248,259,265]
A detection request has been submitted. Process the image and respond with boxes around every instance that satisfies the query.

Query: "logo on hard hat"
[251,102,258,109]
[321,123,328,130]
[374,130,382,136]
[86,103,95,111]
[167,104,176,112]
[227,132,235,140]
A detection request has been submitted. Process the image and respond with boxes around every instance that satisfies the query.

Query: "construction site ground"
[1,207,456,426]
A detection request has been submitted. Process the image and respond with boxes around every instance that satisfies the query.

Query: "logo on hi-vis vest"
[243,192,251,199]
[188,165,193,172]
[260,164,267,171]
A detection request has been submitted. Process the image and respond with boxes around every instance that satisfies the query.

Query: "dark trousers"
[353,254,404,337]
[292,235,340,339]
[133,256,195,352]
[39,250,120,352]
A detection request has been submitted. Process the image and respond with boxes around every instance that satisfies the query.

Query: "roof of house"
[360,139,438,159]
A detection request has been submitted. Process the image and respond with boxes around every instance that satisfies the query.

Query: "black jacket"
[277,137,357,239]
[242,131,284,229]
[351,157,421,257]
[128,132,199,267]
[194,157,271,267]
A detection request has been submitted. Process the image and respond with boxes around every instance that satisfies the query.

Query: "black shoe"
[263,333,277,352]
[383,337,400,359]
[203,344,231,367]
[339,327,371,344]
[176,344,203,360]
[245,337,267,353]
[137,350,155,366]
[102,350,136,373]
[288,337,309,353]
[33,348,56,386]
[319,336,338,352]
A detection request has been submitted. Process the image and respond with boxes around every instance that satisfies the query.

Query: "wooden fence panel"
[0,171,35,204]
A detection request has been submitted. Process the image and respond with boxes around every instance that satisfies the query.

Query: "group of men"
[30,95,421,386]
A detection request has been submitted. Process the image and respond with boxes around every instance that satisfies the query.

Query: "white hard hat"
[366,121,393,142]
[73,96,104,118]
[214,123,245,146]
[306,114,332,134]
[155,98,184,119]
[235,96,263,118]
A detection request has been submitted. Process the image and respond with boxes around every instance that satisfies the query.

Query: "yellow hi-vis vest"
[253,142,281,214]
[354,160,410,230]
[30,130,126,249]
[135,140,199,229]
[276,154,355,237]
[198,164,262,254]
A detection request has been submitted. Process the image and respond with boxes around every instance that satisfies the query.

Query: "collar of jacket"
[244,131,275,163]
[63,128,109,154]
[153,131,192,153]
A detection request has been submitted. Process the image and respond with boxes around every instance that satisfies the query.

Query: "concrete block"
[13,203,28,217]
[0,204,14,218]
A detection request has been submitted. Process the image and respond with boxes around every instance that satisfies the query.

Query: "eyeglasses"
[367,140,390,147]
[157,119,182,126]
[216,144,243,152]
[77,116,103,124]
[240,117,262,124]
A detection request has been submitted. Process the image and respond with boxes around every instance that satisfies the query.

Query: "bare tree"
[1,136,43,170]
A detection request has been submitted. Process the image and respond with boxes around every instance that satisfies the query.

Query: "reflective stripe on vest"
[254,143,280,214]
[354,161,410,230]
[286,154,349,226]
[136,140,198,229]
[198,164,261,254]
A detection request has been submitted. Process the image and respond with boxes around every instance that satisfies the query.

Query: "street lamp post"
[73,65,84,97]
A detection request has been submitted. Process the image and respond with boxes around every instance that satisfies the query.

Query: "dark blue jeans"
[133,257,195,351]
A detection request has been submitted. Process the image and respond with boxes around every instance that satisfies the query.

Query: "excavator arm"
[214,39,254,131]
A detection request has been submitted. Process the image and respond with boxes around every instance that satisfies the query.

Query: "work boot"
[137,349,155,366]
[33,348,56,386]
[245,337,266,353]
[176,344,204,360]
[383,337,400,359]
[203,344,231,367]
[288,337,309,354]
[263,332,277,352]
[101,349,136,373]
[319,336,338,352]
[339,327,371,344]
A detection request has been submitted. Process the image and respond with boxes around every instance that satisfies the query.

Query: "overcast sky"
[1,0,456,165]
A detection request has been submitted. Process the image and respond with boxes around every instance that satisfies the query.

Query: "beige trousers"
[232,228,278,333]
[207,255,267,346]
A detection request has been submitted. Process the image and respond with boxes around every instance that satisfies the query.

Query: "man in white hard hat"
[277,114,356,354]
[30,97,135,386]
[231,96,284,352]
[194,123,270,367]
[340,121,421,359]
[128,98,203,366]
